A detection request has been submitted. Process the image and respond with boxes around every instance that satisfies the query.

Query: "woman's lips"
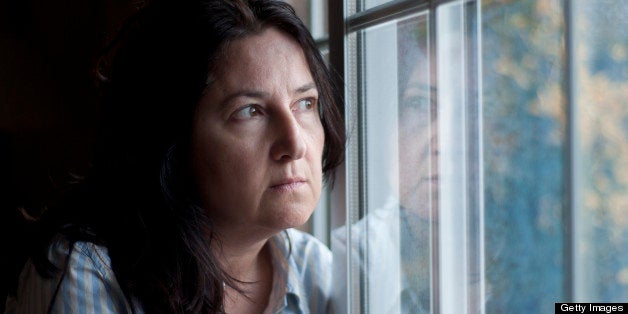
[270,178,307,191]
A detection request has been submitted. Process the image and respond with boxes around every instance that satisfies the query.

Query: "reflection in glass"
[397,14,432,314]
[332,12,433,314]
[336,0,628,312]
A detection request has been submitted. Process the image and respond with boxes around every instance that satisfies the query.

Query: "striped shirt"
[5,229,331,313]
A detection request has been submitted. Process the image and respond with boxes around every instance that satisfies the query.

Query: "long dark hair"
[25,0,345,312]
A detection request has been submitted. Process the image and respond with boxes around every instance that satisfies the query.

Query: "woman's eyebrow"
[295,83,317,94]
[219,83,318,108]
[222,90,270,104]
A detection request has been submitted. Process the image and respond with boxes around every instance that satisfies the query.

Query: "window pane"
[396,13,433,313]
[335,0,628,312]
[481,0,628,310]
[572,0,628,302]
[359,0,395,12]
[482,0,566,312]
[332,11,432,314]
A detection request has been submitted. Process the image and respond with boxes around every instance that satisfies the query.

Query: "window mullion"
[436,1,484,313]
[436,1,468,312]
[563,0,577,302]
[428,1,441,313]
[464,1,485,313]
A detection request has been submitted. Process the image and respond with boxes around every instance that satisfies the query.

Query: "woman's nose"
[270,110,307,162]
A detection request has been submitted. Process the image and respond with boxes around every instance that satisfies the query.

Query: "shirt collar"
[265,231,306,313]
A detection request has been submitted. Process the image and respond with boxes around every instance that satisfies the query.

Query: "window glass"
[334,0,628,312]
[332,11,433,313]
[483,0,628,309]
[572,0,628,302]
[481,0,566,312]
[359,0,396,13]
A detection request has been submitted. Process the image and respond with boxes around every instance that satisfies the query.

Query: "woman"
[5,0,344,312]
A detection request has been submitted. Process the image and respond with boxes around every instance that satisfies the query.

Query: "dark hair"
[27,0,345,312]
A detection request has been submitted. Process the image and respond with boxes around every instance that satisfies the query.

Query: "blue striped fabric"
[5,236,136,314]
[5,229,331,314]
[274,229,332,313]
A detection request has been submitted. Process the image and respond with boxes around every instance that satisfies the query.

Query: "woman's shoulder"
[51,235,113,273]
[5,235,135,314]
[28,235,116,287]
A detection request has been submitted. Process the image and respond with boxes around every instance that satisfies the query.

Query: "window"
[570,0,628,303]
[325,0,628,313]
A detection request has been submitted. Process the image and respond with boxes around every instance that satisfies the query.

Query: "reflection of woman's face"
[191,27,325,240]
[399,59,436,216]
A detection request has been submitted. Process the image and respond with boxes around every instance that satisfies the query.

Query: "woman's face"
[191,27,324,240]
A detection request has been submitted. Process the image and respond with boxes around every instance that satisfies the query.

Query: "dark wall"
[0,0,134,309]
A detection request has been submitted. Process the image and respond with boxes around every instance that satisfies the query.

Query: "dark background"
[0,0,135,309]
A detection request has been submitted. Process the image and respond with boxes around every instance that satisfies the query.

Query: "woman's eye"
[403,95,430,111]
[233,105,261,120]
[295,98,316,111]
